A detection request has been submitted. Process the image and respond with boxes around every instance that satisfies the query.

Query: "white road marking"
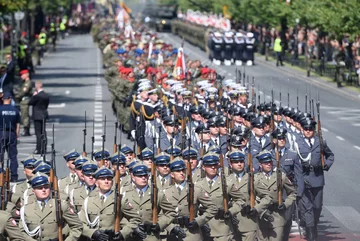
[336,136,344,141]
[322,127,329,132]
[94,113,102,118]
[352,123,360,127]
[354,145,360,151]
[49,103,66,108]
[94,109,102,113]
[94,129,102,133]
[65,90,70,95]
[326,206,360,232]
[94,123,103,127]
[94,141,102,147]
[94,105,102,109]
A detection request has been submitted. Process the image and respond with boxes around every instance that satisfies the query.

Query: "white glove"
[131,130,136,140]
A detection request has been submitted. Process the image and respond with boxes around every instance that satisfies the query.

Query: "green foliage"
[178,0,360,39]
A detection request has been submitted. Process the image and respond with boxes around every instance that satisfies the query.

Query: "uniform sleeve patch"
[11,219,17,226]
[69,207,75,214]
[204,192,209,198]
[127,202,133,208]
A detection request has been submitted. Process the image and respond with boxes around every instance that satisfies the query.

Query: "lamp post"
[14,11,25,64]
[294,18,299,65]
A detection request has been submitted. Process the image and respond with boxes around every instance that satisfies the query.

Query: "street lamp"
[13,11,25,63]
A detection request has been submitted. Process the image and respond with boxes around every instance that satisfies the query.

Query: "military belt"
[302,165,323,173]
[172,216,190,228]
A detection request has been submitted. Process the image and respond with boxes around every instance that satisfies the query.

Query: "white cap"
[247,32,254,38]
[207,87,218,94]
[214,32,222,37]
[225,32,232,38]
[223,79,235,86]
[236,32,243,37]
[196,80,210,86]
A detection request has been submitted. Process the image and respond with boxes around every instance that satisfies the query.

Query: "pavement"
[11,32,360,239]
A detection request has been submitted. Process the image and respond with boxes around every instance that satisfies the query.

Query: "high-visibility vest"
[39,33,47,45]
[274,38,282,52]
[50,23,55,32]
[18,44,26,59]
[60,22,66,31]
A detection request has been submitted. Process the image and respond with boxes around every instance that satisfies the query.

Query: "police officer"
[58,149,81,193]
[49,22,57,51]
[0,92,21,181]
[255,150,296,241]
[60,19,66,39]
[295,119,334,240]
[79,166,143,241]
[166,157,218,241]
[19,173,83,240]
[69,159,98,213]
[15,69,32,136]
[125,163,176,241]
[38,28,47,61]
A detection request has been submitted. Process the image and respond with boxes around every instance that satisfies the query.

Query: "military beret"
[166,145,182,158]
[93,167,114,179]
[110,152,126,164]
[74,156,90,169]
[155,152,171,165]
[30,173,49,188]
[131,163,148,176]
[169,157,186,172]
[116,48,127,54]
[21,155,37,168]
[121,144,133,154]
[182,147,198,158]
[256,150,273,163]
[82,161,98,175]
[63,149,80,161]
[202,152,220,166]
[140,147,153,160]
[228,150,246,161]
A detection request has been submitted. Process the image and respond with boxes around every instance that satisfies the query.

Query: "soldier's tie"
[139,190,143,200]
[215,139,218,146]
[177,186,182,195]
[161,177,165,187]
[208,180,213,189]
[100,195,105,205]
[71,174,76,183]
[308,138,313,148]
[41,201,45,211]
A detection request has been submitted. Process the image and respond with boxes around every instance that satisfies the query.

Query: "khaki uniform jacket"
[125,185,176,231]
[19,198,83,241]
[0,210,34,241]
[192,168,203,184]
[227,173,258,232]
[78,189,140,239]
[156,175,171,191]
[11,180,30,204]
[165,184,218,237]
[60,175,80,195]
[254,171,296,228]
[69,185,97,213]
[195,175,245,237]
[15,80,32,101]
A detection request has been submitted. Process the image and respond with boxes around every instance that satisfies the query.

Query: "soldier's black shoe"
[306,227,315,241]
[33,150,40,154]
[21,128,31,136]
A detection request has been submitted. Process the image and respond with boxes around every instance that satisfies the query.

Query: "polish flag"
[173,47,186,80]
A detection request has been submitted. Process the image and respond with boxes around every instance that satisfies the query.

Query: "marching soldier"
[182,147,202,183]
[78,166,143,241]
[295,119,334,240]
[93,148,111,168]
[65,156,88,195]
[125,163,176,241]
[19,173,83,240]
[69,159,98,213]
[58,149,80,193]
[121,144,135,166]
[140,147,154,170]
[147,116,180,152]
[166,157,218,241]
[155,152,172,190]
[255,151,296,241]
[110,152,132,189]
[0,210,34,241]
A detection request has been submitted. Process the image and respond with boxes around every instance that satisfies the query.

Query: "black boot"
[306,227,315,241]
[21,127,31,136]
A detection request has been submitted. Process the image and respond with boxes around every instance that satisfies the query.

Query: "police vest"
[60,22,66,31]
[274,38,282,52]
[39,33,46,45]
[18,44,26,59]
[50,24,55,32]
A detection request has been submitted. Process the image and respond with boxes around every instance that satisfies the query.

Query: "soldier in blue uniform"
[223,32,234,66]
[0,92,21,181]
[234,32,246,66]
[295,119,334,240]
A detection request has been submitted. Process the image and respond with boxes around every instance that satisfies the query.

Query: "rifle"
[187,129,195,221]
[296,89,299,111]
[100,115,106,167]
[91,118,95,160]
[251,79,256,113]
[50,124,63,241]
[82,111,87,157]
[316,100,325,168]
[287,89,290,107]
[257,84,260,110]
[114,123,121,233]
[4,123,10,210]
[181,116,186,151]
[305,93,308,113]
[0,122,4,210]
[279,89,282,107]
[114,120,118,153]
[219,153,229,215]
[275,138,283,205]
[247,141,255,208]
[270,89,275,132]
[41,118,46,157]
[157,125,161,155]
[151,154,158,225]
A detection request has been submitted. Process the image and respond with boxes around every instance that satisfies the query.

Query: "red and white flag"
[173,47,186,80]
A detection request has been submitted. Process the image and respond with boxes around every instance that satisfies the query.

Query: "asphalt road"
[13,33,360,239]
[160,32,360,239]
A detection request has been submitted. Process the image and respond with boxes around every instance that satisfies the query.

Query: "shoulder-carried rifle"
[187,130,195,222]
[316,99,325,168]
[91,118,95,160]
[100,116,106,167]
[219,153,229,213]
[82,111,87,157]
[4,123,11,210]
[248,140,255,208]
[0,122,4,210]
[151,154,158,224]
[50,124,63,241]
[114,120,118,153]
[275,138,283,205]
[114,123,121,233]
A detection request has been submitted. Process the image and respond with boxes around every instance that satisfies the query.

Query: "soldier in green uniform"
[109,152,132,190]
[195,152,247,241]
[155,152,172,190]
[0,210,34,241]
[69,159,98,213]
[255,151,296,241]
[58,149,80,193]
[11,155,37,204]
[78,167,144,241]
[227,151,259,241]
[93,148,111,168]
[166,157,218,241]
[140,147,153,170]
[182,148,202,183]
[19,173,83,240]
[66,156,88,195]
[15,69,33,136]
[121,144,135,166]
[125,163,176,241]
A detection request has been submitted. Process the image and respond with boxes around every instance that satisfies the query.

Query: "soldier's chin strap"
[83,196,100,228]
[20,206,41,237]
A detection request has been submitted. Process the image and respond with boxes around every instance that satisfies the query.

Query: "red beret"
[20,69,29,75]
[201,68,210,75]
